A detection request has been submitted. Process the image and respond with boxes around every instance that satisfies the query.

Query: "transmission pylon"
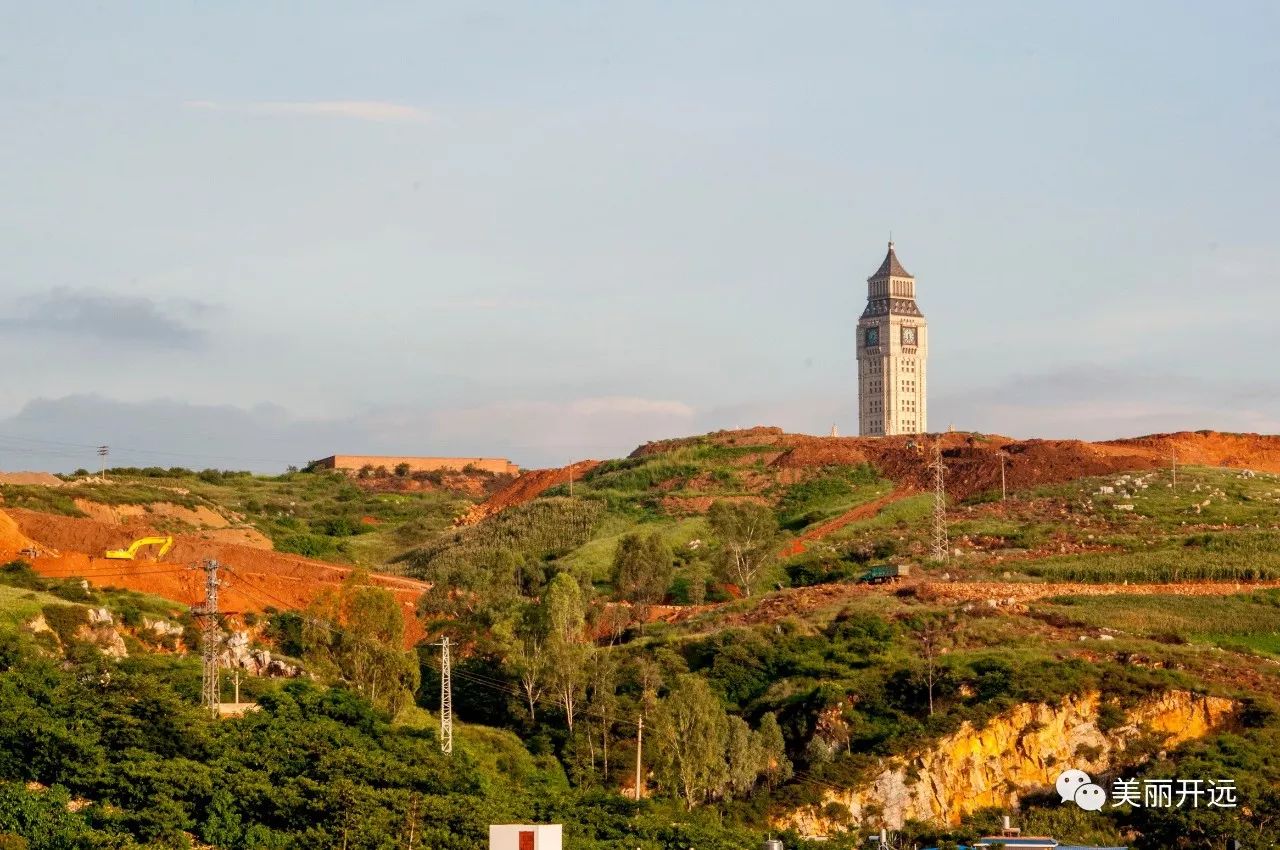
[930,440,949,562]
[191,559,224,716]
[437,637,453,754]
[1000,451,1007,501]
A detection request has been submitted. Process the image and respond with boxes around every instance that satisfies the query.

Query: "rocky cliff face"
[783,690,1235,835]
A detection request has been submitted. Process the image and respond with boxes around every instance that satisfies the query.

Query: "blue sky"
[2,2,1278,471]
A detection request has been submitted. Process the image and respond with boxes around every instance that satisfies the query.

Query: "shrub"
[40,604,90,646]
[314,516,363,538]
[0,562,41,591]
[277,534,338,558]
[1096,702,1126,732]
[785,557,852,588]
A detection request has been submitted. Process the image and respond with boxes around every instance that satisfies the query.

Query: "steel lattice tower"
[930,440,949,562]
[191,559,223,715]
[438,637,453,754]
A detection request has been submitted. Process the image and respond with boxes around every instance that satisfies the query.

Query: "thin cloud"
[185,99,431,124]
[932,366,1280,440]
[0,395,704,473]
[0,288,211,349]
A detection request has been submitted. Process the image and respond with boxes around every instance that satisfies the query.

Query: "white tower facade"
[857,241,928,436]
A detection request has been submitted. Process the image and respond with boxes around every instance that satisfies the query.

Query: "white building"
[489,824,563,850]
[856,240,928,436]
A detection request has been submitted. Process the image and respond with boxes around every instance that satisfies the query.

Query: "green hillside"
[3,432,1280,848]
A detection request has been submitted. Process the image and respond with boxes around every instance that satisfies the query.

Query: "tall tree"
[301,573,420,715]
[724,716,763,799]
[341,577,420,716]
[503,603,549,723]
[758,712,793,789]
[586,649,620,780]
[651,674,729,809]
[906,612,955,717]
[707,501,778,596]
[610,532,674,617]
[543,572,590,732]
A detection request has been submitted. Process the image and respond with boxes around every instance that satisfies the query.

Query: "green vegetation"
[706,501,778,596]
[0,561,179,629]
[1017,544,1280,583]
[1037,590,1280,656]
[828,493,933,539]
[14,467,472,567]
[398,498,606,611]
[775,464,886,530]
[611,532,674,610]
[6,439,1280,847]
[555,516,707,585]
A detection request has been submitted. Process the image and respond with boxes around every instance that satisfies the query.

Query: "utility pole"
[1000,452,1007,501]
[1172,448,1178,492]
[568,464,574,497]
[930,439,949,562]
[634,714,644,800]
[97,445,109,480]
[437,637,453,754]
[191,559,223,716]
[233,668,241,705]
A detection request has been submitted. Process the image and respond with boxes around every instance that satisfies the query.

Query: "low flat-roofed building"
[312,455,519,476]
[489,824,562,850]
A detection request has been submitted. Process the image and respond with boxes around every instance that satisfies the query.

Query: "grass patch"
[555,516,710,584]
[827,493,934,540]
[0,584,73,630]
[0,485,86,517]
[1036,591,1280,657]
[43,470,471,567]
[775,465,888,531]
[394,497,605,579]
[1032,466,1280,531]
[1013,544,1280,583]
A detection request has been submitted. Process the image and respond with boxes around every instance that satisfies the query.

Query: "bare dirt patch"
[4,507,426,644]
[0,509,38,554]
[0,471,64,486]
[73,499,232,528]
[455,460,601,526]
[781,487,913,556]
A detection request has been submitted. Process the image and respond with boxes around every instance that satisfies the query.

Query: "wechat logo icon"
[1057,768,1107,812]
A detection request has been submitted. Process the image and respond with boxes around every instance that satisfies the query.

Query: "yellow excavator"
[105,536,174,560]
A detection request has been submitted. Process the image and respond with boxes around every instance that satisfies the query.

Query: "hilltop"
[3,427,1280,847]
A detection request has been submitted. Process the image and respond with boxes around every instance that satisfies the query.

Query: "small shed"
[489,824,563,850]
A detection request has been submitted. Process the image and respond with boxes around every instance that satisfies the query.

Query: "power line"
[444,662,640,730]
[35,566,188,580]
[195,571,827,803]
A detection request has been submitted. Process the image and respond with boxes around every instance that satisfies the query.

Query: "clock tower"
[857,240,927,436]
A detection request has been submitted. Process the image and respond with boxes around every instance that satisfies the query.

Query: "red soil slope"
[780,488,912,557]
[454,460,601,526]
[0,508,430,646]
[639,428,1280,502]
[465,429,1280,531]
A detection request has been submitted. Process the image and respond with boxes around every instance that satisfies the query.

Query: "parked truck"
[857,564,911,584]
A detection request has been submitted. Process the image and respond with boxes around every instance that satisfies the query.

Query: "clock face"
[901,326,918,345]
[864,326,879,347]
